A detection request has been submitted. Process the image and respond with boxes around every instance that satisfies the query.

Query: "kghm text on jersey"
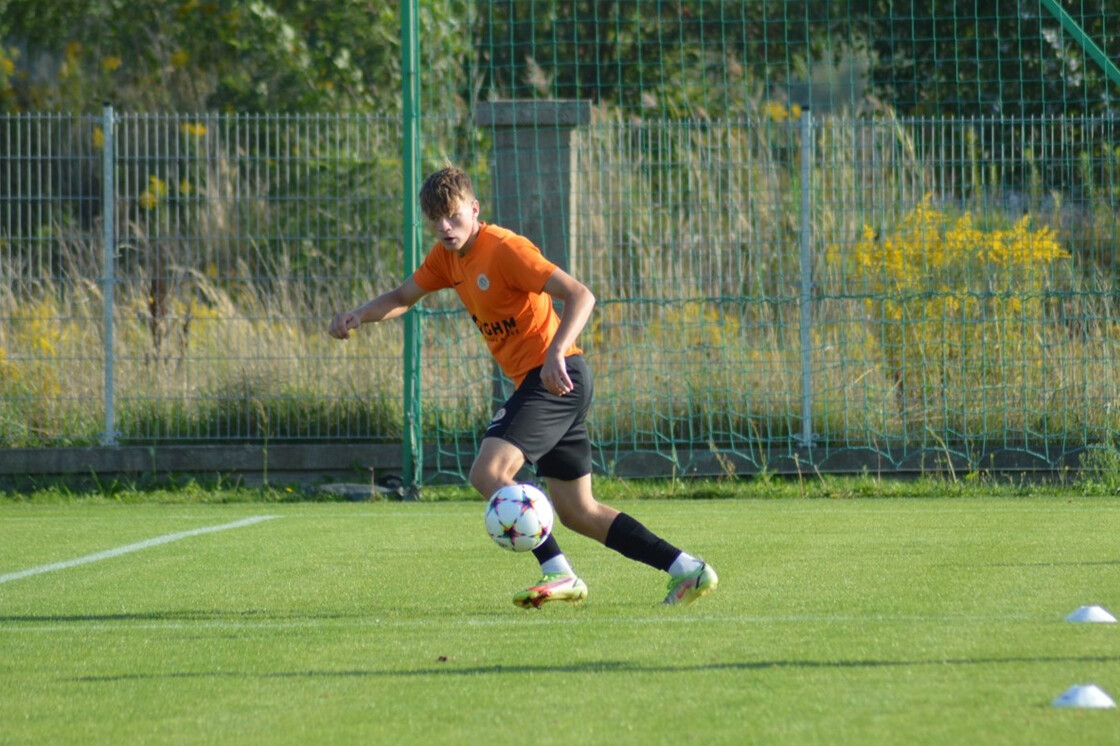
[473,315,519,340]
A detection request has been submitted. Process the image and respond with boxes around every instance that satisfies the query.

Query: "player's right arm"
[329,275,430,340]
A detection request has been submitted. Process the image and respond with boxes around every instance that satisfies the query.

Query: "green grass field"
[2,494,1119,744]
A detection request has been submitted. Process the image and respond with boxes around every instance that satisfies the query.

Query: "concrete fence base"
[0,442,1081,495]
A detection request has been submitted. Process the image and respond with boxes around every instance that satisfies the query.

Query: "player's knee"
[468,460,515,498]
[468,464,495,497]
[470,439,525,497]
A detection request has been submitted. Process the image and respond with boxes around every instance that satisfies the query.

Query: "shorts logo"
[491,407,507,422]
[476,273,490,291]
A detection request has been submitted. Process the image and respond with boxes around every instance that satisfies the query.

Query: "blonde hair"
[419,167,475,220]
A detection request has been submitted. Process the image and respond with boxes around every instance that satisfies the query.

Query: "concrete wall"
[474,100,592,271]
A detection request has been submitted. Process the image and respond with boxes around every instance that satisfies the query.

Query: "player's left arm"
[541,268,596,396]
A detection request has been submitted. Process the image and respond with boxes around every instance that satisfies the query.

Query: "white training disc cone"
[1052,684,1116,709]
[1066,605,1118,623]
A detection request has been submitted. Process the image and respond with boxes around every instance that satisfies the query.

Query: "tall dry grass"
[574,110,1120,451]
[3,111,1120,457]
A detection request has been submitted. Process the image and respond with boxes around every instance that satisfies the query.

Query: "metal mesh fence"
[4,3,1120,481]
[467,2,1120,119]
[4,110,1119,479]
[1,112,409,446]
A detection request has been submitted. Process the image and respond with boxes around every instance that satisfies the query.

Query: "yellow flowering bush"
[1,298,71,439]
[0,345,17,385]
[0,45,16,110]
[139,175,168,210]
[180,121,207,138]
[5,298,72,400]
[839,197,1069,419]
[0,48,14,78]
[762,100,803,123]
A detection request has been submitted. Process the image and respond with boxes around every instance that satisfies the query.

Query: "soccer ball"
[484,483,554,552]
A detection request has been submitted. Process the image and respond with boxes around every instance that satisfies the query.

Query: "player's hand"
[329,311,361,340]
[541,354,573,396]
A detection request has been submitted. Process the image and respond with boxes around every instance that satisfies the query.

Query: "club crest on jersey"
[476,274,490,291]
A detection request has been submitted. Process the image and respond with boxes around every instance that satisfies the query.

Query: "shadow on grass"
[66,654,1120,683]
[0,610,368,623]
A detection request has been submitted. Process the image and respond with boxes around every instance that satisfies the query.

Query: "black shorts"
[484,354,593,481]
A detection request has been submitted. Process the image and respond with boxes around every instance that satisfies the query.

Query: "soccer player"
[329,166,717,608]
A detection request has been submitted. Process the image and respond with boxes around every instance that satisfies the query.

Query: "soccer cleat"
[663,561,718,605]
[513,573,588,609]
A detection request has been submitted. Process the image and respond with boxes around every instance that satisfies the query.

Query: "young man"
[329,166,717,608]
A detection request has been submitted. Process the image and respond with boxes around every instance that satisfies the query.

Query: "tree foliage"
[0,0,471,114]
[475,1,845,118]
[0,1,1117,117]
[858,0,1120,117]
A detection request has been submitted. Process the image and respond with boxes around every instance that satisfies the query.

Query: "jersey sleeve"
[411,243,451,292]
[498,236,558,292]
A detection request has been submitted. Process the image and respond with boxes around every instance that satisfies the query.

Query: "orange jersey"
[412,223,582,387]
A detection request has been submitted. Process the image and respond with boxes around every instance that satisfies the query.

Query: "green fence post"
[1039,0,1120,93]
[400,1,422,498]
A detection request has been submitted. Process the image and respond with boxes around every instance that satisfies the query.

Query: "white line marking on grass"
[0,515,278,585]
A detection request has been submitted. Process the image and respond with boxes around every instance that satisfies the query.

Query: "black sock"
[604,513,681,571]
[532,533,563,564]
